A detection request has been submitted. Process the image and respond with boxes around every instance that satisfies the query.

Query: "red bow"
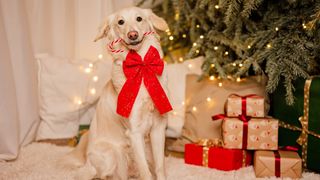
[116,46,173,118]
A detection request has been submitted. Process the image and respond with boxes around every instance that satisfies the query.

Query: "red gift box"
[185,143,252,171]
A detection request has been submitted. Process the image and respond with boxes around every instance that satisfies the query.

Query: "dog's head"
[94,7,168,51]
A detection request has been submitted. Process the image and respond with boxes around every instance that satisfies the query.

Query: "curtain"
[0,0,39,161]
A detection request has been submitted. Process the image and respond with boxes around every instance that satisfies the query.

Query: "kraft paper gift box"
[254,150,302,178]
[226,94,265,118]
[185,141,252,171]
[222,118,278,150]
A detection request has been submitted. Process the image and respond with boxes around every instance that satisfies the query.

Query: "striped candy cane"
[107,31,157,54]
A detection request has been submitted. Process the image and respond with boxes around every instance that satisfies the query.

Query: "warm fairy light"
[188,64,193,68]
[247,45,251,49]
[196,24,200,28]
[74,98,82,105]
[210,64,215,68]
[218,82,223,87]
[179,57,184,62]
[225,51,229,55]
[196,50,200,54]
[233,63,237,66]
[236,77,241,82]
[165,29,170,32]
[89,63,93,68]
[98,54,103,59]
[175,13,180,20]
[227,75,231,79]
[215,5,219,9]
[217,76,221,80]
[267,43,272,48]
[182,101,185,105]
[239,63,243,67]
[182,34,187,38]
[200,35,204,39]
[302,23,307,29]
[209,76,215,80]
[169,36,174,40]
[193,42,197,46]
[84,67,92,73]
[90,88,96,95]
[275,27,279,31]
[93,76,99,82]
[206,97,212,102]
[214,46,218,50]
[173,111,177,115]
[192,106,197,111]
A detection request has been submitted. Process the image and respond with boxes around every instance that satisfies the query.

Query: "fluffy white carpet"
[0,143,319,180]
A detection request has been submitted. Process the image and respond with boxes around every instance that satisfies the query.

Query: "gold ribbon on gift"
[196,139,223,167]
[279,77,320,168]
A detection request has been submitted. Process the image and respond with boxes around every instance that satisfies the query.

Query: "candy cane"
[107,31,157,54]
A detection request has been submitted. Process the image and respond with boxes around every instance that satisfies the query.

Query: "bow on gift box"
[279,77,320,168]
[117,46,172,118]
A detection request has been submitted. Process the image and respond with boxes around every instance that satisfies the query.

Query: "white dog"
[62,7,171,180]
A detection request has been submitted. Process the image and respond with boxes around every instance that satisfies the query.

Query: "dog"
[62,7,171,180]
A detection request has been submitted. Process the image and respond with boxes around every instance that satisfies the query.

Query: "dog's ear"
[94,15,114,42]
[144,9,168,32]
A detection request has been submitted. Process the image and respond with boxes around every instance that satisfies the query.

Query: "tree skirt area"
[0,143,320,180]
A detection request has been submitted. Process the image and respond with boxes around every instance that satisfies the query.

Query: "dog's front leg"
[150,116,167,180]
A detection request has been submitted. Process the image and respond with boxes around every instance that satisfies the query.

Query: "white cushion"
[36,54,112,140]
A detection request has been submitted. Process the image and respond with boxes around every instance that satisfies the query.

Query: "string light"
[89,63,93,68]
[179,57,184,62]
[224,51,229,55]
[93,76,99,82]
[175,13,180,21]
[239,63,243,67]
[214,46,219,50]
[206,97,212,102]
[200,35,204,39]
[232,63,237,66]
[275,27,279,31]
[196,50,200,54]
[98,54,103,59]
[84,67,92,74]
[90,88,96,95]
[165,29,170,32]
[169,36,174,40]
[188,64,193,68]
[182,101,185,106]
[74,97,82,105]
[210,64,215,68]
[182,34,187,38]
[218,82,223,87]
[192,106,197,111]
[267,43,272,48]
[173,111,177,115]
[196,24,200,28]
[302,23,307,29]
[247,45,251,49]
[193,42,197,47]
[209,76,215,80]
[215,5,219,9]
[236,77,241,82]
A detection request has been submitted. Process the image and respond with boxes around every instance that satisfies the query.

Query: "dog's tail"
[57,131,89,169]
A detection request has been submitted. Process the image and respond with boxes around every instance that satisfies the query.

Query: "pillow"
[36,54,112,140]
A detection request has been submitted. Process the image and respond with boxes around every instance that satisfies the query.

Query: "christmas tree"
[138,0,320,105]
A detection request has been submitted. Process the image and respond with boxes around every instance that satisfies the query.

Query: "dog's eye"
[118,20,125,25]
[136,16,142,22]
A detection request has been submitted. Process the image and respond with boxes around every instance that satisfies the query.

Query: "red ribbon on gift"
[274,146,299,177]
[116,46,172,118]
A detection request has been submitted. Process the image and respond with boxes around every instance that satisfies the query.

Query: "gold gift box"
[254,150,302,178]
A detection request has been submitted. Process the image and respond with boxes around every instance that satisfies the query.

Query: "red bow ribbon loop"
[116,46,173,118]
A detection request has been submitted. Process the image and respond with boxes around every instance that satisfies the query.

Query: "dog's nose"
[127,31,139,40]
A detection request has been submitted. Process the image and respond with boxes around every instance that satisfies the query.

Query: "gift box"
[184,141,252,171]
[270,77,320,172]
[226,94,265,118]
[254,150,302,178]
[222,117,278,150]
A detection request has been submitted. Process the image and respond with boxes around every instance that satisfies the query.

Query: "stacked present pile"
[184,94,302,178]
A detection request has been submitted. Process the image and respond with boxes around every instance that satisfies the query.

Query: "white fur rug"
[0,143,319,180]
